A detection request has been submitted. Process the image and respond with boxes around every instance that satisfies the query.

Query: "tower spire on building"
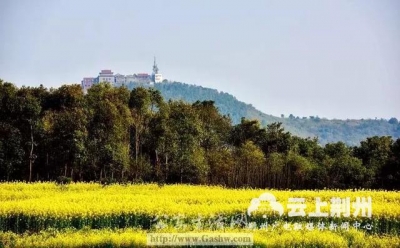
[153,56,159,74]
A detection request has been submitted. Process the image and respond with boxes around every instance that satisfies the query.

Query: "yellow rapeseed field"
[1,182,399,218]
[0,182,399,247]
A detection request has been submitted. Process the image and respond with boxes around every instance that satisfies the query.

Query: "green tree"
[380,138,400,189]
[167,101,205,183]
[14,87,42,181]
[129,87,151,164]
[354,136,393,188]
[86,83,132,181]
[266,152,286,188]
[233,141,266,188]
[230,118,266,147]
[0,123,24,180]
[324,142,366,188]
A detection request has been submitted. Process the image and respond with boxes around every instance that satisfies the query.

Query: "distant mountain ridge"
[125,81,400,146]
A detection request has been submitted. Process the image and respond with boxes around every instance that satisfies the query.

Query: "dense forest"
[1,79,399,189]
[124,81,400,146]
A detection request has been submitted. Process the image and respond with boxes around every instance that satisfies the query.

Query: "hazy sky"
[1,0,399,119]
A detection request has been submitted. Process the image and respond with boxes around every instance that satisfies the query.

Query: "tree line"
[0,80,399,189]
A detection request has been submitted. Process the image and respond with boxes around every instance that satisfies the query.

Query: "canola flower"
[0,183,399,234]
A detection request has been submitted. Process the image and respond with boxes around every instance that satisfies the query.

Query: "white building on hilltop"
[81,58,165,92]
[81,77,95,93]
[98,69,115,84]
[114,73,126,86]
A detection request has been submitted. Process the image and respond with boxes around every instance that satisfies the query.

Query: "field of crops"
[0,182,399,247]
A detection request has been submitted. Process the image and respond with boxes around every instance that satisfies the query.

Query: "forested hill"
[126,81,400,146]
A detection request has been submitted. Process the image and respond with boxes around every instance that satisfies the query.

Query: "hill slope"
[125,81,400,145]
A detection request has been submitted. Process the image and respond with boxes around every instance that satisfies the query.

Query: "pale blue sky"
[0,0,399,119]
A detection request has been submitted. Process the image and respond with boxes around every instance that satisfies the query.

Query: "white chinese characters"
[248,193,372,218]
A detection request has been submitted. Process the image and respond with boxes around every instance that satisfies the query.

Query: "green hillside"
[125,81,400,146]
